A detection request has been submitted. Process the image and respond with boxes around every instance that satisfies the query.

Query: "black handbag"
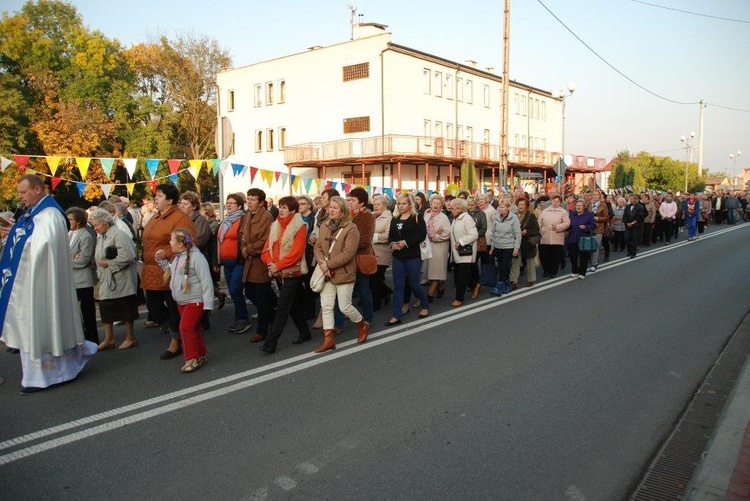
[456,244,473,256]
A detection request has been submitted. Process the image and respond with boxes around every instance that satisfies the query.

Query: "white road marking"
[0,224,745,467]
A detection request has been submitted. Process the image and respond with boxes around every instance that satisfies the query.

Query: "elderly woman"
[259,196,313,353]
[386,193,429,325]
[297,195,318,321]
[142,184,196,360]
[423,194,450,301]
[588,190,610,273]
[90,208,139,350]
[313,196,369,353]
[219,192,250,335]
[510,198,540,288]
[66,207,99,344]
[477,193,497,287]
[467,196,488,298]
[449,198,478,307]
[567,200,596,279]
[612,197,626,251]
[488,201,521,297]
[538,195,570,278]
[371,194,393,311]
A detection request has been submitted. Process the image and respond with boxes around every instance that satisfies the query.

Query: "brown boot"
[471,284,481,299]
[314,329,336,353]
[355,319,370,344]
[312,312,323,329]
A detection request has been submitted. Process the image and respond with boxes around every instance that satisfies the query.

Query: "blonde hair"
[394,193,417,218]
[163,228,194,293]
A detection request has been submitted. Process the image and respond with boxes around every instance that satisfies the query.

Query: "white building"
[217,23,594,197]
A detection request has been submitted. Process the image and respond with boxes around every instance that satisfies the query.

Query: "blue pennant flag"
[168,173,179,184]
[231,163,244,176]
[76,182,86,197]
[146,158,159,179]
[383,187,394,200]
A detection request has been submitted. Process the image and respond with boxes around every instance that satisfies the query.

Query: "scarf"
[329,217,343,233]
[426,209,440,239]
[218,209,245,244]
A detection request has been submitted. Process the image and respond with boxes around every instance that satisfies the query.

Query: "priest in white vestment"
[0,174,96,393]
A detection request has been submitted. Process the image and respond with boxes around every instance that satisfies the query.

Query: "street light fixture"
[552,82,576,200]
[679,131,696,193]
[729,151,741,189]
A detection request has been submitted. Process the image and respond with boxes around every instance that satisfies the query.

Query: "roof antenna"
[348,3,358,40]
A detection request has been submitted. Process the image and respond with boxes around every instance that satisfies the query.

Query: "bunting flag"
[231,163,244,176]
[290,175,296,187]
[76,182,86,197]
[46,156,63,176]
[316,179,324,193]
[100,158,115,177]
[188,159,202,179]
[13,155,30,171]
[280,173,288,189]
[274,171,281,183]
[122,158,137,178]
[250,167,259,184]
[168,173,179,184]
[148,180,158,194]
[383,187,394,200]
[51,177,62,190]
[101,184,112,198]
[303,178,313,194]
[0,156,12,171]
[126,183,135,195]
[168,159,182,174]
[210,159,221,176]
[292,175,302,193]
[75,157,91,179]
[220,161,230,176]
[260,170,274,186]
[146,158,160,179]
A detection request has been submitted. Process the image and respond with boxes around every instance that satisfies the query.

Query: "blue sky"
[3,0,749,177]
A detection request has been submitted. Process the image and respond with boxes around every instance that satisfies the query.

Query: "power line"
[630,0,750,24]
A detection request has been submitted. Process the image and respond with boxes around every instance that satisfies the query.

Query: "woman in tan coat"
[423,194,451,300]
[538,195,570,279]
[313,196,369,353]
[371,194,393,311]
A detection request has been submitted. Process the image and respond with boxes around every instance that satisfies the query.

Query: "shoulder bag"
[577,229,599,253]
[310,228,342,292]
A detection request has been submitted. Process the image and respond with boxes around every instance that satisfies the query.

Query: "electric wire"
[630,0,750,24]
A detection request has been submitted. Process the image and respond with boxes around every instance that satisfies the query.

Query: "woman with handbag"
[488,201,521,297]
[385,193,430,326]
[258,196,313,353]
[567,200,597,279]
[371,194,393,311]
[588,190,609,273]
[313,196,369,353]
[423,194,451,302]
[466,196,488,299]
[449,198,478,307]
[510,198,540,288]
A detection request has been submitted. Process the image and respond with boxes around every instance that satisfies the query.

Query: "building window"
[514,93,519,115]
[542,138,546,151]
[279,127,287,149]
[254,84,262,107]
[466,80,473,104]
[541,101,547,121]
[446,123,453,140]
[266,129,274,151]
[343,116,370,134]
[483,129,490,144]
[278,80,286,103]
[266,82,273,105]
[521,135,527,148]
[423,120,432,140]
[535,99,540,119]
[514,134,519,149]
[230,133,236,154]
[529,97,534,118]
[434,71,442,97]
[228,90,235,112]
[466,126,473,143]
[457,125,463,141]
[456,77,463,102]
[483,85,490,108]
[446,74,453,99]
[435,121,443,138]
[255,130,263,152]
[521,95,526,116]
[343,62,370,81]
[423,69,431,95]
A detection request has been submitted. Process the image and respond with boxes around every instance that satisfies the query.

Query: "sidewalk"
[688,348,750,499]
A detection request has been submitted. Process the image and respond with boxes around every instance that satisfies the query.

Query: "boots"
[314,329,336,353]
[489,281,504,297]
[355,319,370,344]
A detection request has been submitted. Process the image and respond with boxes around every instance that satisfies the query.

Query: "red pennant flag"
[167,159,182,174]
[343,183,351,193]
[274,171,281,182]
[325,181,332,190]
[13,155,30,171]
[148,180,158,194]
[51,176,62,190]
[250,167,258,183]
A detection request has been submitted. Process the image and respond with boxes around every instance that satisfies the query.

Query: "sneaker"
[578,274,585,280]
[234,320,252,334]
[227,320,239,333]
[251,314,258,320]
[587,266,596,273]
[571,273,578,279]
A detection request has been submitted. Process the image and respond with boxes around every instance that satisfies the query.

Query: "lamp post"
[729,151,741,189]
[679,131,696,193]
[552,82,576,200]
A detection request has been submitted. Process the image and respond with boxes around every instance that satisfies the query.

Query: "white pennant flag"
[0,156,12,171]
[220,161,231,176]
[101,184,112,198]
[122,158,137,178]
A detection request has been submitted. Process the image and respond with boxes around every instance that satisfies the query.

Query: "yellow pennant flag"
[188,159,203,179]
[292,176,302,193]
[260,169,274,187]
[46,156,63,176]
[126,183,135,195]
[75,157,91,179]
[315,179,323,194]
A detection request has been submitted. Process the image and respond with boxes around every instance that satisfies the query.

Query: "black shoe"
[292,335,312,345]
[20,386,46,395]
[436,289,445,298]
[384,319,402,326]
[259,344,275,354]
[384,293,391,305]
[548,273,557,278]
[542,272,549,277]
[160,347,183,360]
[629,254,636,259]
[217,292,227,310]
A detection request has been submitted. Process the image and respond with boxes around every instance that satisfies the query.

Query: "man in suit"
[623,194,646,259]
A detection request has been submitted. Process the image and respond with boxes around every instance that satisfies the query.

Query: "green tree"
[460,159,478,192]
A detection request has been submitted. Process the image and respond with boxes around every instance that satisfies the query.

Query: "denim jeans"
[334,271,373,327]
[222,260,248,321]
[392,257,429,319]
[493,248,515,284]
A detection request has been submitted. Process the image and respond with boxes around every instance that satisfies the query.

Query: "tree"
[460,159,478,193]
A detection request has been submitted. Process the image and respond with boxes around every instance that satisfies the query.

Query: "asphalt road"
[1,224,749,499]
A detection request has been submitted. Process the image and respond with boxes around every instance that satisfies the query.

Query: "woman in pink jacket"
[538,195,570,278]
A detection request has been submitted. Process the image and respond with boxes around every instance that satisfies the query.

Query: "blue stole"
[0,195,65,334]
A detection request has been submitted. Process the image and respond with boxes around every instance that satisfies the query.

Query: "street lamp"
[679,131,695,193]
[730,151,741,189]
[552,82,576,200]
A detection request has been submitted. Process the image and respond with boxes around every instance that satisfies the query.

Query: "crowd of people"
[0,173,746,393]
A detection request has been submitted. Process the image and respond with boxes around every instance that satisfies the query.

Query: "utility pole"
[698,99,705,176]
[500,0,510,190]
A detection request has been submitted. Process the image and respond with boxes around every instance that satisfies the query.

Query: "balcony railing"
[284,134,560,167]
